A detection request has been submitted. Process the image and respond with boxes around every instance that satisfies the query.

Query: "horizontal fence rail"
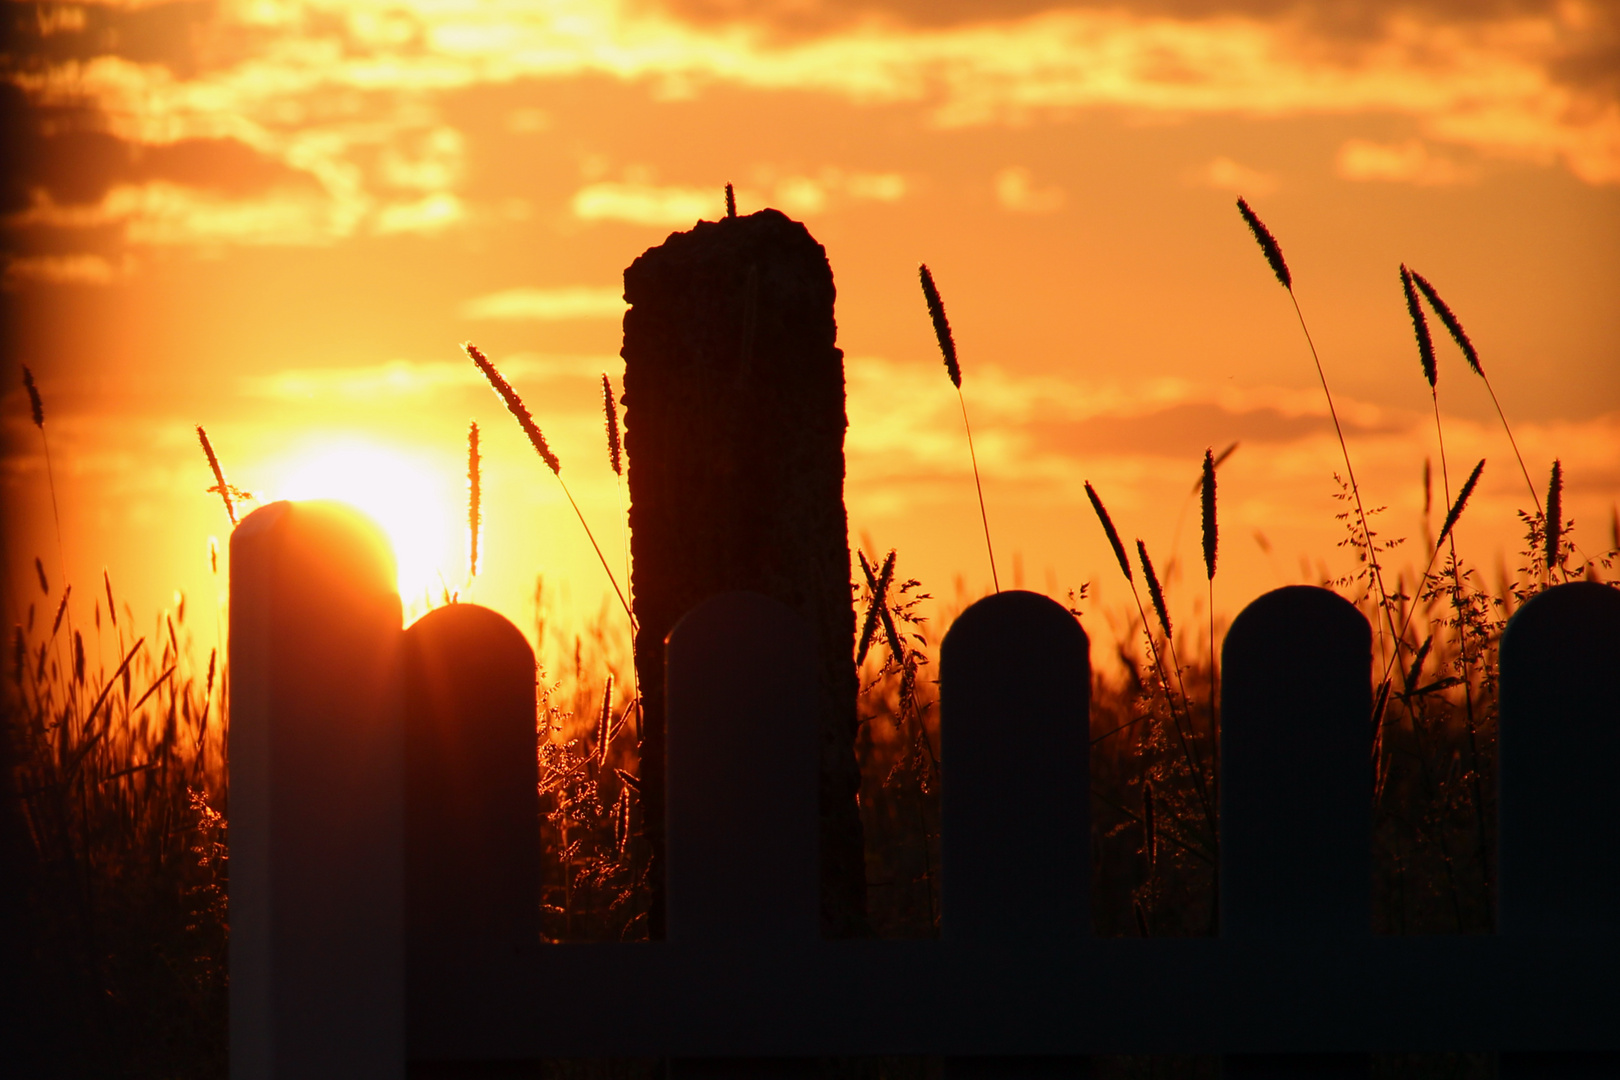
[230,501,1620,1079]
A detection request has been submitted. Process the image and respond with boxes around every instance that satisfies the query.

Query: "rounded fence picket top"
[1220,585,1372,938]
[1499,580,1620,936]
[940,589,1091,943]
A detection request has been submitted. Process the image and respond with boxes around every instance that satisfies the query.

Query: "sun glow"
[266,439,461,606]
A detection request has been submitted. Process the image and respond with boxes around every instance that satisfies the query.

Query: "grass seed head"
[873,551,905,664]
[1085,482,1133,584]
[1236,197,1291,290]
[34,557,48,595]
[1545,459,1563,573]
[22,366,44,427]
[51,585,70,637]
[856,550,882,665]
[1435,458,1486,552]
[1401,264,1437,390]
[1137,538,1172,640]
[74,631,85,685]
[465,342,562,475]
[918,263,961,389]
[598,674,614,766]
[1410,270,1482,376]
[602,374,622,477]
[1201,447,1218,581]
[196,426,237,526]
[724,182,737,218]
[467,421,482,579]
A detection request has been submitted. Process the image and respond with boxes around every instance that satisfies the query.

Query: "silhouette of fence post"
[1498,582,1620,1080]
[228,501,404,1080]
[1221,585,1370,1079]
[664,591,820,1077]
[940,591,1090,1079]
[401,604,539,1058]
[622,208,866,938]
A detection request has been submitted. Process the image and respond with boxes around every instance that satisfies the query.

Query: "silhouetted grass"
[8,212,1620,1080]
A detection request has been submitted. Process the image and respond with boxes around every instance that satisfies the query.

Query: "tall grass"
[7,211,1619,1080]
[5,566,228,1076]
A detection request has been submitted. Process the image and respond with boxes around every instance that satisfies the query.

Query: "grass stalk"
[1238,199,1398,668]
[465,342,636,634]
[1410,269,1541,514]
[1083,481,1214,850]
[919,263,999,592]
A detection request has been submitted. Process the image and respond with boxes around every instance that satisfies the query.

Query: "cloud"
[571,170,907,225]
[243,353,617,401]
[572,182,722,226]
[845,172,906,201]
[1188,155,1278,195]
[461,286,627,321]
[375,192,463,234]
[1335,138,1475,185]
[1027,401,1402,460]
[843,354,1408,488]
[994,166,1064,213]
[6,0,1617,252]
[2,253,130,287]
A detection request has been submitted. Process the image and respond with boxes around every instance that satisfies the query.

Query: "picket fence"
[228,501,1619,1080]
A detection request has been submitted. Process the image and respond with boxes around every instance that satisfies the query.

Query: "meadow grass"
[6,211,1619,1078]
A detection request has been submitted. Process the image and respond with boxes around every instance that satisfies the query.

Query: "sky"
[3,0,1618,673]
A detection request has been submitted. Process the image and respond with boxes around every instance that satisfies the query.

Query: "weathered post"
[940,590,1091,1079]
[401,603,539,1050]
[1221,585,1370,1079]
[229,501,404,1080]
[621,207,864,937]
[1499,581,1620,1079]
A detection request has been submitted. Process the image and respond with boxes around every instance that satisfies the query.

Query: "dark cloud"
[4,1,237,79]
[1030,400,1406,460]
[636,0,1575,40]
[1,84,315,212]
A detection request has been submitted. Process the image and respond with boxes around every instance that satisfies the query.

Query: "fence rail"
[229,501,1620,1079]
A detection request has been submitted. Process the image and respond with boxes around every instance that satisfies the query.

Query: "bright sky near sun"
[3,0,1618,668]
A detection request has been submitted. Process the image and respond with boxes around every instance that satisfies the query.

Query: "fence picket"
[402,602,540,1042]
[1499,581,1620,1080]
[1222,585,1371,1080]
[228,501,404,1080]
[940,591,1090,1079]
[940,589,1090,940]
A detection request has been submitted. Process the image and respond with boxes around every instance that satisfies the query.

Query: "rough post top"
[622,208,837,328]
[625,207,831,284]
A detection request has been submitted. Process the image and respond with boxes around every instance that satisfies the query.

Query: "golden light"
[265,438,461,605]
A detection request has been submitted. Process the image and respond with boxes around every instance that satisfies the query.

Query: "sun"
[264,438,460,605]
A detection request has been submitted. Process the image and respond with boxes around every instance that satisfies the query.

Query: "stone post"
[621,207,865,937]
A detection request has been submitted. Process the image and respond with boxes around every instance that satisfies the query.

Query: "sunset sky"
[4,0,1617,671]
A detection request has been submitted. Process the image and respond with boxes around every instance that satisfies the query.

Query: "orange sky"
[4,0,1618,673]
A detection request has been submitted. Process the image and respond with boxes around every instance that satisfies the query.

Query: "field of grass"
[5,201,1617,1077]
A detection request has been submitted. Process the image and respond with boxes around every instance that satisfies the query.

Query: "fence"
[228,501,1620,1079]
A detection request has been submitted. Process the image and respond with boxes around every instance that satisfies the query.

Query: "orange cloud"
[1336,139,1475,186]
[7,0,1617,252]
